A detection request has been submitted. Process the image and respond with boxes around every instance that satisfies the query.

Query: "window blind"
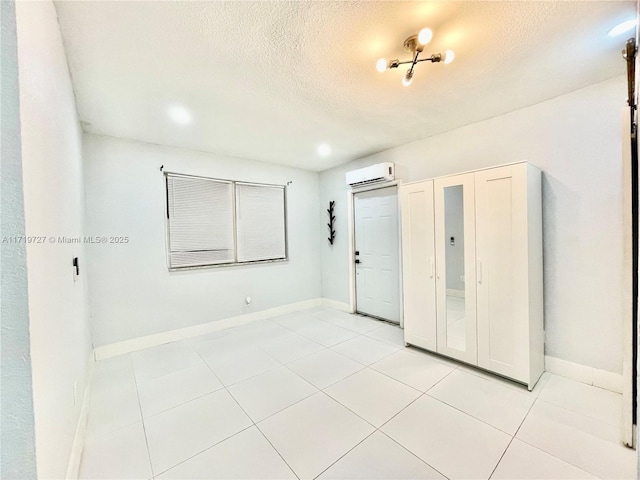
[235,183,286,262]
[166,175,235,268]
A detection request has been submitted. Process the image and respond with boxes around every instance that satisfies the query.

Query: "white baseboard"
[321,298,352,313]
[545,355,623,394]
[94,298,324,361]
[65,354,95,479]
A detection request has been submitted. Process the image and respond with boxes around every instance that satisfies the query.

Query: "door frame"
[347,180,404,327]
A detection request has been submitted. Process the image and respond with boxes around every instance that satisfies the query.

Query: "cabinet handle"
[429,256,434,278]
[478,260,483,284]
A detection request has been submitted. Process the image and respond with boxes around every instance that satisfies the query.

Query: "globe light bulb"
[376,58,388,72]
[402,72,413,87]
[444,50,455,64]
[418,28,433,45]
[608,19,638,37]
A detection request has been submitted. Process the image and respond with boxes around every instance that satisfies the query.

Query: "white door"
[354,186,401,323]
[400,181,437,350]
[475,165,528,380]
[434,173,477,364]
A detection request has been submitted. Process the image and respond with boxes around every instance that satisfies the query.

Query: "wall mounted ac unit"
[345,163,395,187]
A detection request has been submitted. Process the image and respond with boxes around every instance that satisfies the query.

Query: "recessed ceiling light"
[317,143,332,156]
[608,18,638,37]
[168,105,192,126]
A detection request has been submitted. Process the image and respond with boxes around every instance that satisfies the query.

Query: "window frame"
[164,172,288,271]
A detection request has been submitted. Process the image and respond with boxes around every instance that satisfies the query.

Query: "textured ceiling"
[55,1,635,172]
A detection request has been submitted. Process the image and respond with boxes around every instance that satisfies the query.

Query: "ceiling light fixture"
[168,105,192,126]
[376,28,454,86]
[317,143,332,156]
[608,18,638,37]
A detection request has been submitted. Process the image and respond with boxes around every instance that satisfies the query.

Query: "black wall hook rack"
[327,201,336,245]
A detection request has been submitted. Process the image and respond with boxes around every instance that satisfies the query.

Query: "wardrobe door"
[400,181,436,351]
[434,173,477,364]
[475,164,529,382]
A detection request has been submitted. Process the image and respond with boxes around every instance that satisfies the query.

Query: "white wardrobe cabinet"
[400,180,437,351]
[400,162,544,390]
[434,172,478,365]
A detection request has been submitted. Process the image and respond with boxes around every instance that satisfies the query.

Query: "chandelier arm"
[407,49,421,76]
[394,53,443,68]
[416,54,442,63]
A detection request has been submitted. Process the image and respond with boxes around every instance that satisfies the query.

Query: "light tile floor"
[80,307,637,480]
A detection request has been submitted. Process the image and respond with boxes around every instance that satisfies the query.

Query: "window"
[235,183,287,262]
[165,173,287,269]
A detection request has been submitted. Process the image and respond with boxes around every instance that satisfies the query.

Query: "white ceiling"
[55,1,635,172]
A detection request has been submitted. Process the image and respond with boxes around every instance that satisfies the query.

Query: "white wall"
[320,75,626,374]
[15,1,93,478]
[83,134,322,347]
[0,1,37,477]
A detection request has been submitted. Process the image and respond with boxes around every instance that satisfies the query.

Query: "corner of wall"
[0,0,38,477]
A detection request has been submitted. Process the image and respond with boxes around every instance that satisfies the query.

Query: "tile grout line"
[284,352,366,390]
[332,368,461,479]
[153,316,382,429]
[184,313,370,480]
[376,430,451,480]
[375,366,459,432]
[511,438,601,479]
[533,397,624,429]
[284,327,361,350]
[422,392,526,437]
[130,354,156,480]
[276,324,398,367]
[252,423,301,480]
[311,428,379,480]
[512,390,621,479]
[260,334,329,365]
[92,312,628,480]
[190,334,285,388]
[311,383,450,480]
[152,339,262,477]
[534,395,623,429]
[487,394,541,480]
[263,314,424,478]
[222,382,301,480]
[103,312,463,479]
[314,389,381,431]
[275,356,422,433]
[194,311,390,382]
[152,424,256,478]
[368,356,459,400]
[141,387,225,420]
[276,310,389,343]
[213,314,330,480]
[417,367,545,438]
[230,370,320,425]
